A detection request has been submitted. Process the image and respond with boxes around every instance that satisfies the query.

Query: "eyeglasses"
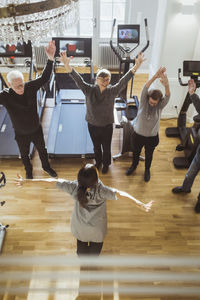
[97,77,110,83]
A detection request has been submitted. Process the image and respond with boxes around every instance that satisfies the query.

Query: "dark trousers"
[77,239,103,256]
[131,131,159,170]
[88,123,113,167]
[15,125,50,173]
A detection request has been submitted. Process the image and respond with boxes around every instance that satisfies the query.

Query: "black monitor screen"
[53,37,92,58]
[60,40,84,56]
[0,41,32,57]
[118,25,140,44]
[183,61,200,76]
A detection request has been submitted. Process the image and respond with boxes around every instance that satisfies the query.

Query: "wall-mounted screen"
[183,61,200,76]
[0,41,32,57]
[53,37,92,58]
[118,25,140,44]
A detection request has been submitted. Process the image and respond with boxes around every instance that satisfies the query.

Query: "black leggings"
[131,131,159,170]
[15,125,50,173]
[77,240,103,256]
[88,123,113,167]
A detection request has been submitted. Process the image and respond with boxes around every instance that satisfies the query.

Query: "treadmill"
[0,41,48,158]
[47,37,94,158]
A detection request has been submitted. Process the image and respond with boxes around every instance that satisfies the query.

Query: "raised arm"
[45,40,56,61]
[59,51,73,73]
[188,79,200,114]
[59,51,91,95]
[130,52,146,75]
[145,67,166,89]
[160,72,170,97]
[27,40,55,89]
[188,78,196,96]
[111,52,145,95]
[116,189,154,212]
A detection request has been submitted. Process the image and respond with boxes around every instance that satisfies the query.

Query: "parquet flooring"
[0,72,200,299]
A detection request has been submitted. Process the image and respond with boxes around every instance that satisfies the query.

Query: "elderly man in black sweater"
[0,40,57,179]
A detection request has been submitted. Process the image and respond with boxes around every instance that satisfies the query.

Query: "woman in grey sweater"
[16,164,153,256]
[59,51,145,174]
[126,67,170,181]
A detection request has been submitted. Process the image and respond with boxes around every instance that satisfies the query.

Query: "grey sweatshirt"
[133,85,170,137]
[70,68,133,127]
[56,179,117,243]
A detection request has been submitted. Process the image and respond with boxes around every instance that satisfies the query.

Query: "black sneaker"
[102,165,109,174]
[172,186,191,194]
[26,171,33,179]
[125,165,136,176]
[144,169,150,182]
[43,167,57,178]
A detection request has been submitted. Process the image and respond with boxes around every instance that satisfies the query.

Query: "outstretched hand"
[135,52,146,69]
[59,51,73,72]
[15,174,25,187]
[160,72,169,87]
[155,67,169,87]
[188,79,196,95]
[143,200,154,212]
[59,51,71,64]
[45,40,56,61]
[155,67,166,78]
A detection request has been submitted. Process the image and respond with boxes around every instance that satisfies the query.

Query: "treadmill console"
[0,40,32,57]
[53,37,92,59]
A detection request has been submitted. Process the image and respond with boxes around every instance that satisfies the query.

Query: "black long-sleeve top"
[0,60,53,135]
[190,93,200,114]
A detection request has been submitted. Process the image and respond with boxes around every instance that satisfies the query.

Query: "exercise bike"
[110,18,150,160]
[166,61,200,168]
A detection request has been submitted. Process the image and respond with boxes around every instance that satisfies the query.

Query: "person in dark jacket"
[172,79,200,213]
[0,40,57,179]
[59,51,145,174]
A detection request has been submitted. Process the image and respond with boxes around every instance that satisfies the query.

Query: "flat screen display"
[183,61,200,76]
[59,40,85,56]
[53,37,92,58]
[0,41,32,57]
[118,25,140,44]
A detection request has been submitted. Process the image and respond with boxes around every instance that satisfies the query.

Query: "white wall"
[150,0,200,121]
[128,0,159,72]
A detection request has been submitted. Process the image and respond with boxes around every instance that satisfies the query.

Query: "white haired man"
[0,41,57,179]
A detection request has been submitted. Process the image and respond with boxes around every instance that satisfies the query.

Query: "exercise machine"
[0,172,9,253]
[0,41,48,158]
[166,61,200,168]
[47,37,94,158]
[110,19,150,159]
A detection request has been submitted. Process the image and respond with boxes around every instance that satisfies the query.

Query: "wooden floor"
[0,73,200,299]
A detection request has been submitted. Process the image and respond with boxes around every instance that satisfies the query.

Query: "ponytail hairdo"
[77,164,98,208]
